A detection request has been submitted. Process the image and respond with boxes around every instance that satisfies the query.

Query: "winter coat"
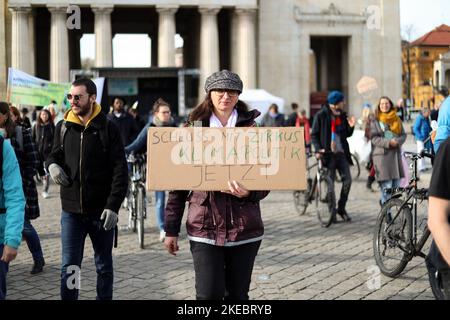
[370,120,407,182]
[311,104,354,165]
[413,114,432,146]
[260,112,285,127]
[47,104,128,216]
[32,122,55,162]
[164,109,269,246]
[10,126,45,220]
[0,138,25,249]
[107,111,139,147]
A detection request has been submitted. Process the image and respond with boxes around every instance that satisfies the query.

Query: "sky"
[80,1,450,67]
[400,0,450,41]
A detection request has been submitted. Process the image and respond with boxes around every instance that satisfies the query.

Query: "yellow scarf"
[377,108,402,136]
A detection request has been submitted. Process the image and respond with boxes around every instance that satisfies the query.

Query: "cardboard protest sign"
[147,127,306,191]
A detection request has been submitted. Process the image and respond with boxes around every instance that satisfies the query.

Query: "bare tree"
[401,24,416,112]
[402,24,416,42]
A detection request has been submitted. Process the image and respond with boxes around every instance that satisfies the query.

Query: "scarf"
[153,116,174,127]
[377,108,402,136]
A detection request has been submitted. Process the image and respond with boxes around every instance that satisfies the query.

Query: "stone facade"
[2,0,402,117]
[259,0,402,116]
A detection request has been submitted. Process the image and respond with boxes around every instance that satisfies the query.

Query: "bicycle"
[126,152,149,249]
[372,150,433,278]
[293,152,335,228]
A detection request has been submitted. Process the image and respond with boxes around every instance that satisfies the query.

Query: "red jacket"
[164,109,269,246]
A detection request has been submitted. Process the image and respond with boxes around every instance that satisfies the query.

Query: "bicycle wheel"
[136,186,146,249]
[350,154,360,180]
[127,192,137,233]
[316,175,334,228]
[373,198,413,277]
[293,179,311,215]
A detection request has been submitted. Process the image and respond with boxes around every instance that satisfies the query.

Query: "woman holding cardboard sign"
[164,70,270,300]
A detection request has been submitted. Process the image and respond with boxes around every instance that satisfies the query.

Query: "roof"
[411,24,450,47]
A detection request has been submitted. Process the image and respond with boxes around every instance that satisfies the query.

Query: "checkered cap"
[204,70,243,94]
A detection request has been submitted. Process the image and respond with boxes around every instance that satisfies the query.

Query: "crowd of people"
[1,69,450,301]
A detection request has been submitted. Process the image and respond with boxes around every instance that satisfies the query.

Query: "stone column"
[198,6,221,98]
[92,6,113,68]
[157,5,178,67]
[298,32,310,117]
[0,0,8,96]
[10,6,31,74]
[28,11,35,75]
[234,7,257,89]
[48,6,69,83]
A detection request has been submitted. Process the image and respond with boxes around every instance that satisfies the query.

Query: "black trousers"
[327,153,352,211]
[190,240,261,300]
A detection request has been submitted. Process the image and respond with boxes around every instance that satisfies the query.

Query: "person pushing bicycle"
[311,91,356,223]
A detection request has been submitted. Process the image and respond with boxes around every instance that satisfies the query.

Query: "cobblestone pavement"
[6,135,435,300]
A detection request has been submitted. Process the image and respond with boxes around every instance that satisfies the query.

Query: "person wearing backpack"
[32,109,55,199]
[0,102,46,275]
[0,130,26,300]
[46,78,128,300]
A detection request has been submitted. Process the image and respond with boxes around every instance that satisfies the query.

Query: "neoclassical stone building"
[1,0,402,116]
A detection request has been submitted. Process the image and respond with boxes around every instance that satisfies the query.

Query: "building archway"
[436,70,440,88]
[446,69,450,89]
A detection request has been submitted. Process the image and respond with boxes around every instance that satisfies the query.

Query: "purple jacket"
[164,109,270,246]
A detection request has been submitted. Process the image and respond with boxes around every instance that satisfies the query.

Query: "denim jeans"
[326,153,352,211]
[22,219,44,262]
[379,179,400,205]
[0,244,9,300]
[190,241,261,300]
[60,211,114,300]
[154,191,165,231]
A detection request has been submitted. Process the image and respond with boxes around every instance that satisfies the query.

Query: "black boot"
[366,176,375,191]
[30,258,45,275]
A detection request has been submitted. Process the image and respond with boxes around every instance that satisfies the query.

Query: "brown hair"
[37,109,54,127]
[152,98,171,114]
[375,96,395,119]
[0,101,17,138]
[9,106,22,124]
[188,93,249,123]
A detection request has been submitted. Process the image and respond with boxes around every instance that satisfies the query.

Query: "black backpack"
[59,120,110,153]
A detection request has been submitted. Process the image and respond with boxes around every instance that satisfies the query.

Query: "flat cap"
[204,70,243,94]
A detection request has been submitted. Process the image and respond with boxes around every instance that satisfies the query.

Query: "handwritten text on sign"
[147,127,306,191]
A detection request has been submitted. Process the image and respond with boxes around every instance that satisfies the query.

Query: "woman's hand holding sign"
[221,180,250,198]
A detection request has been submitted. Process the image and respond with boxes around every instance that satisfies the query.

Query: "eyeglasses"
[159,111,171,114]
[66,94,85,101]
[213,90,239,98]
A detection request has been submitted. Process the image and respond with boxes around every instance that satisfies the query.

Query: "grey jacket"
[370,120,407,182]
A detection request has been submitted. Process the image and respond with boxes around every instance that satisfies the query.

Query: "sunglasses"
[66,94,85,101]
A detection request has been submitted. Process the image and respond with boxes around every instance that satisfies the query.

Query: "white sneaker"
[42,192,49,199]
[159,231,166,242]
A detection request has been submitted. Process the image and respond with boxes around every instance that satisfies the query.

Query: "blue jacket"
[0,140,25,249]
[413,114,432,147]
[125,122,150,154]
[435,97,450,153]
